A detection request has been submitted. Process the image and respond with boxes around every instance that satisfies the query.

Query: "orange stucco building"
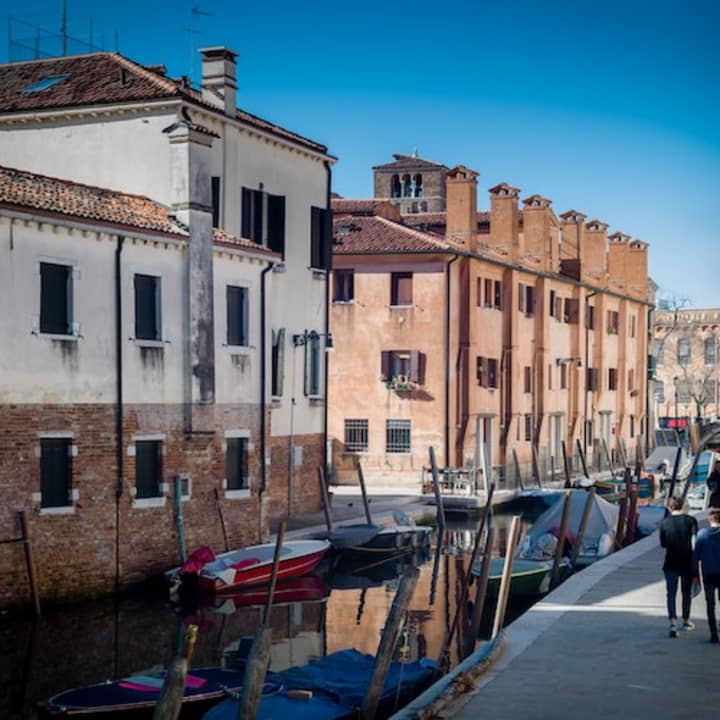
[328,156,651,484]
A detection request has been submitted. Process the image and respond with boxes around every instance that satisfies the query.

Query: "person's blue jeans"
[703,572,720,637]
[663,570,693,621]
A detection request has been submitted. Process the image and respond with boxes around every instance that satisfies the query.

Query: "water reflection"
[1,506,545,719]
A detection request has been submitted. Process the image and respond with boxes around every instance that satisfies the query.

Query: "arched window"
[413,174,423,198]
[391,174,401,198]
[402,174,412,197]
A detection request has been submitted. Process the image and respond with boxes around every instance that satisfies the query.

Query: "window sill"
[134,339,165,349]
[225,488,251,500]
[271,396,282,408]
[36,332,80,342]
[308,396,325,406]
[310,268,327,279]
[225,345,251,355]
[333,300,354,305]
[389,304,413,310]
[132,496,167,509]
[39,505,75,515]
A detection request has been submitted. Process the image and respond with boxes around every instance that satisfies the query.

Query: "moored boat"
[471,557,569,596]
[169,539,330,594]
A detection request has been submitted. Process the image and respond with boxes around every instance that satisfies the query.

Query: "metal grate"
[386,419,411,454]
[344,419,368,452]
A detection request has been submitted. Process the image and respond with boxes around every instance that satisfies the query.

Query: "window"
[390,272,413,306]
[304,333,321,396]
[586,367,599,391]
[40,438,72,508]
[677,338,691,367]
[629,315,636,338]
[311,206,331,270]
[655,379,665,403]
[134,274,161,341]
[607,310,619,335]
[707,380,717,405]
[677,380,691,403]
[402,174,412,198]
[344,419,369,452]
[586,304,595,330]
[524,414,533,442]
[135,440,162,499]
[476,356,498,388]
[484,278,493,307]
[211,176,221,227]
[226,286,249,346]
[20,74,70,93]
[564,298,578,324]
[548,364,553,390]
[629,415,635,438]
[519,283,535,316]
[413,174,423,198]
[628,368,635,392]
[479,278,501,308]
[241,187,285,256]
[386,419,411,453]
[40,262,73,335]
[560,363,568,390]
[334,270,354,302]
[381,350,426,385]
[272,328,285,396]
[608,368,618,391]
[226,437,249,491]
[523,366,532,393]
[391,174,402,198]
[705,337,717,365]
[549,290,561,320]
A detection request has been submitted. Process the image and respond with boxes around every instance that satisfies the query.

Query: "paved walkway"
[444,514,719,720]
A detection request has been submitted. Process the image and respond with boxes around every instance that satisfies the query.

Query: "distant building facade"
[653,308,720,426]
[0,49,333,606]
[328,158,652,484]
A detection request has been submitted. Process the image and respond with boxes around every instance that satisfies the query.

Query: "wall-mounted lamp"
[292,329,334,352]
[556,357,582,367]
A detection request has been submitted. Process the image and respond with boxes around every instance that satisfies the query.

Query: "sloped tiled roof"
[331,199,393,215]
[333,215,452,254]
[0,53,328,155]
[0,164,277,257]
[403,210,491,231]
[372,154,448,171]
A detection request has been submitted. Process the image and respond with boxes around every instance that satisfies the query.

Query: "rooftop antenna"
[412,146,419,158]
[186,4,212,81]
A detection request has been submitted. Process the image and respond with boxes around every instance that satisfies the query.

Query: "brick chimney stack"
[521,194,558,272]
[559,210,586,281]
[583,219,609,288]
[445,165,479,250]
[627,239,650,301]
[607,232,631,293]
[200,47,238,117]
[488,183,521,258]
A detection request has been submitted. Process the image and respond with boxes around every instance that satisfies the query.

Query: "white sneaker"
[669,623,679,638]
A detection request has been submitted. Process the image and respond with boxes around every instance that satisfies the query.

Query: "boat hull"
[472,558,560,596]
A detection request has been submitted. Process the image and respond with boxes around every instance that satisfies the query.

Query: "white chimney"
[199,46,238,117]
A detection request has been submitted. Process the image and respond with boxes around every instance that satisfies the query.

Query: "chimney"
[626,239,650,301]
[488,183,520,259]
[521,194,558,272]
[607,231,631,293]
[445,165,479,250]
[559,210,586,281]
[583,219,609,288]
[164,115,219,432]
[199,46,238,117]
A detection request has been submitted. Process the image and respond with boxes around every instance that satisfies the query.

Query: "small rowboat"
[169,539,330,594]
[471,557,568,597]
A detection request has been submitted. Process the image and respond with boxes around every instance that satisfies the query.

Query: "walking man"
[693,507,720,643]
[660,496,697,638]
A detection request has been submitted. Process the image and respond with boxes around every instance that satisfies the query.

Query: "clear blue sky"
[4,0,719,308]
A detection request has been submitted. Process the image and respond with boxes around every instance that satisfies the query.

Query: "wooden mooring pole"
[174,476,186,564]
[491,515,521,638]
[356,459,373,525]
[575,439,590,479]
[561,441,572,488]
[213,488,229,552]
[19,511,40,617]
[429,446,446,530]
[360,566,419,719]
[571,487,596,567]
[532,444,542,488]
[465,525,495,658]
[511,449,524,491]
[317,466,333,533]
[551,492,572,588]
[152,625,198,720]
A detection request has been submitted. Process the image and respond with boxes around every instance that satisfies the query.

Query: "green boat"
[472,557,563,597]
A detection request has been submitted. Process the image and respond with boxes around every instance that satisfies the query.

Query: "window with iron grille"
[386,419,411,453]
[40,437,72,508]
[40,262,73,335]
[226,286,249,346]
[226,437,249,491]
[334,270,355,302]
[344,419,369,452]
[390,272,413,306]
[135,440,162,499]
[134,274,161,341]
[524,414,533,442]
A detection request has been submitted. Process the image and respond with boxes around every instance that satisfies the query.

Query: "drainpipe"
[259,261,275,539]
[114,236,124,593]
[323,160,332,475]
[584,290,598,452]
[444,254,459,467]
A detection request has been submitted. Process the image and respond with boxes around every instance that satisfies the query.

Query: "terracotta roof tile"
[372,154,448,171]
[0,53,328,155]
[403,210,491,228]
[333,215,451,254]
[331,198,392,214]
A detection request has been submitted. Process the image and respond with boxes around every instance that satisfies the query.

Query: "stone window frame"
[32,431,79,515]
[223,429,253,500]
[128,434,168,508]
[33,255,82,342]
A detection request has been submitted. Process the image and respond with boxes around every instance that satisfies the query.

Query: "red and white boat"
[169,539,330,594]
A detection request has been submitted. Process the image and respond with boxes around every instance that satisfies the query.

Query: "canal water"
[1,506,544,719]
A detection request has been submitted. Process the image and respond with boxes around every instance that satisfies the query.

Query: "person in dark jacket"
[659,496,698,637]
[707,462,720,508]
[693,508,720,643]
